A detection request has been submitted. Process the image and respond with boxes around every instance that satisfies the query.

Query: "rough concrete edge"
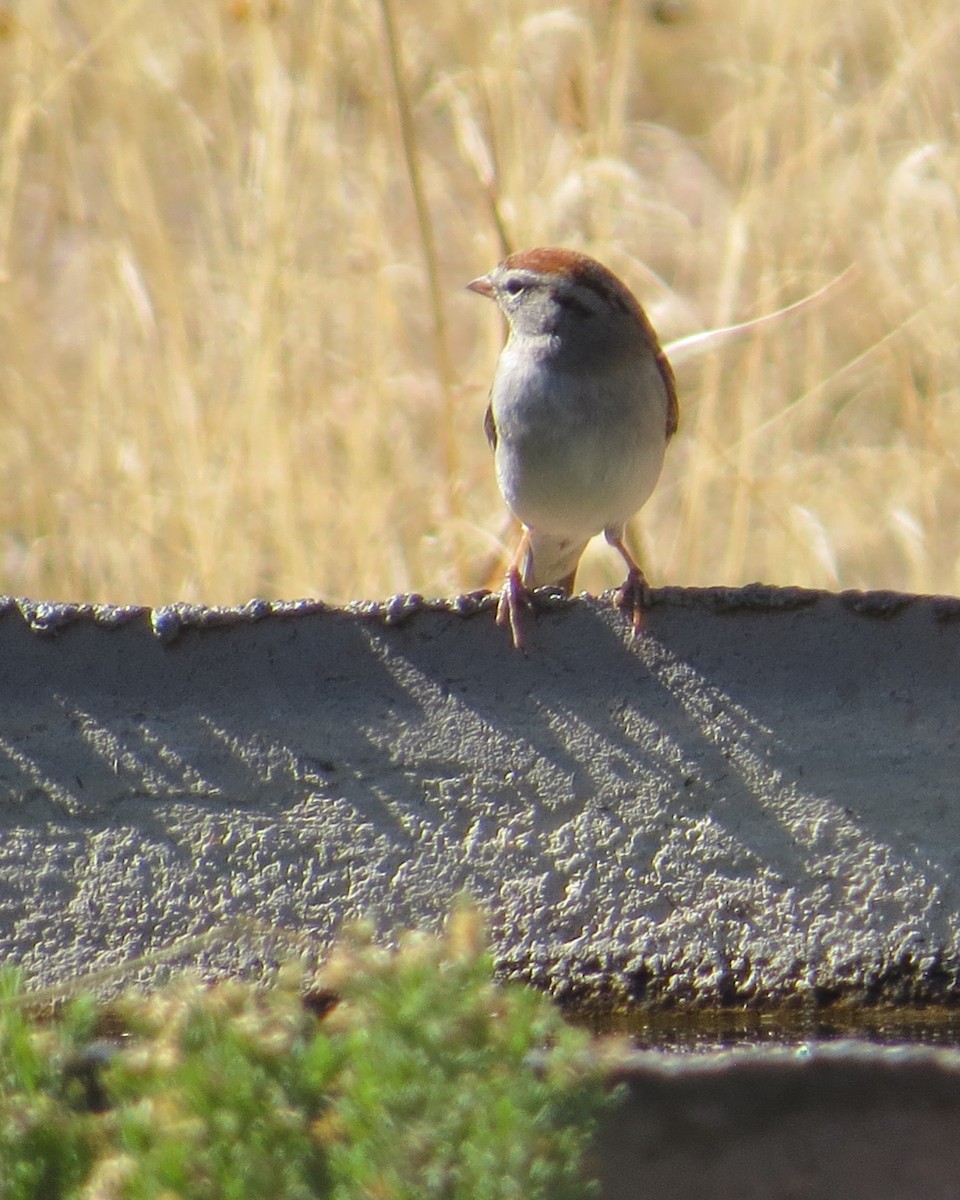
[607,1037,960,1076]
[7,583,960,642]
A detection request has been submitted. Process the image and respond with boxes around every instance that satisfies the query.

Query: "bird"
[467,247,678,649]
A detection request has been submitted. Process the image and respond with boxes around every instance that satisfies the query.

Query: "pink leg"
[605,532,648,636]
[496,529,532,651]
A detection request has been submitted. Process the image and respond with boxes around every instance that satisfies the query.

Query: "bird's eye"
[503,278,525,296]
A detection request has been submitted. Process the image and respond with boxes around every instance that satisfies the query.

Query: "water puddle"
[571,1004,960,1053]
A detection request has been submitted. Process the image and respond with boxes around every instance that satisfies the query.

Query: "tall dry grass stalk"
[0,0,958,605]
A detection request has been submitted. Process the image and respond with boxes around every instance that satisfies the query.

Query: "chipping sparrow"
[468,247,678,649]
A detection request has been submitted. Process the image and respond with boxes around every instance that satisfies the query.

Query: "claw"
[496,565,529,651]
[614,565,649,636]
[604,530,649,637]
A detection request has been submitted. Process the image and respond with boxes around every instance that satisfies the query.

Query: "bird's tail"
[521,531,590,592]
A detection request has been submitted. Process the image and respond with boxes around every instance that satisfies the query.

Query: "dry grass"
[0,0,958,606]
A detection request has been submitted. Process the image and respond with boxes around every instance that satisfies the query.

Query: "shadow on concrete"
[1,587,959,1003]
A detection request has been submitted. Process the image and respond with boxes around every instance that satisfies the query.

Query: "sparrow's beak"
[466,274,494,298]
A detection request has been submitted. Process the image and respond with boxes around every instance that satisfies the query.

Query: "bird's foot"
[614,566,649,636]
[496,566,531,651]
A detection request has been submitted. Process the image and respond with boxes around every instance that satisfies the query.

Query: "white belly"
[491,346,668,539]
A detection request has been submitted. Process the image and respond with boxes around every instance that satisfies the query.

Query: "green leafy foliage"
[104,967,338,1200]
[0,909,611,1199]
[319,906,607,1200]
[0,972,100,1200]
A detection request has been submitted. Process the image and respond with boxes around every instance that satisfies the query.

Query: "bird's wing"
[657,344,679,439]
[483,402,498,449]
[636,305,679,439]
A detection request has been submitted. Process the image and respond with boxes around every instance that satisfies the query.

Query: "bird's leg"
[496,528,533,651]
[605,530,649,636]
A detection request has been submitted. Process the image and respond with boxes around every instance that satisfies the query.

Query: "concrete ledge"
[2,585,960,1004]
[595,1042,960,1199]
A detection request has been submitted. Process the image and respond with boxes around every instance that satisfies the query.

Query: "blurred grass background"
[0,0,957,606]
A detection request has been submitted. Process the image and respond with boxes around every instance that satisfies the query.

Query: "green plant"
[105,968,338,1200]
[0,970,100,1200]
[318,905,608,1200]
[0,909,611,1199]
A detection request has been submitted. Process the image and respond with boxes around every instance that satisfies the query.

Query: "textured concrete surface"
[595,1041,960,1199]
[2,584,960,1004]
